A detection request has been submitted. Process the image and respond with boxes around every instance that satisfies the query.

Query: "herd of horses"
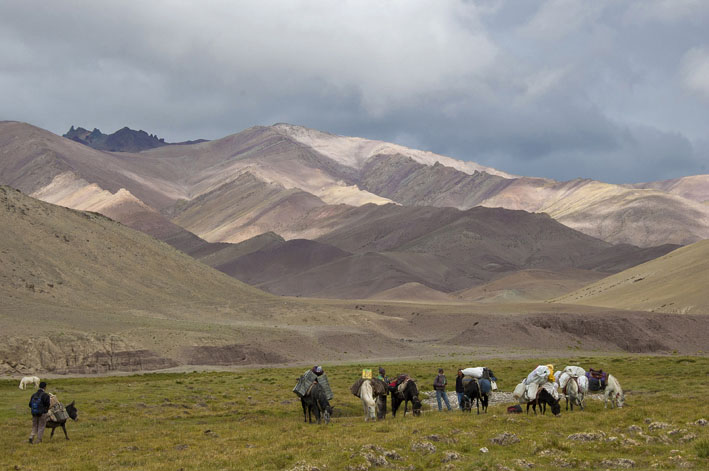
[300,370,626,423]
[300,375,490,424]
[19,367,625,435]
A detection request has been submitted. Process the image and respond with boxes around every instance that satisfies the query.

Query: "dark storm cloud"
[0,0,707,183]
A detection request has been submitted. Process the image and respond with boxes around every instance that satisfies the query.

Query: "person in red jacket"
[28,381,51,444]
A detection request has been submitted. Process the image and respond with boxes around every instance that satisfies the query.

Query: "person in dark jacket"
[28,381,51,444]
[455,369,465,410]
[433,368,451,411]
[376,366,389,418]
[377,366,388,383]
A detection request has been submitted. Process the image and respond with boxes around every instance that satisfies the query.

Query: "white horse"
[19,376,40,390]
[558,372,588,411]
[604,374,625,408]
[358,380,377,421]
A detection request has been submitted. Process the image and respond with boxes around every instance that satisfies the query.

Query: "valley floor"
[1,355,708,470]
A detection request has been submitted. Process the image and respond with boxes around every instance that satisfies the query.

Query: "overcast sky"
[1,0,707,183]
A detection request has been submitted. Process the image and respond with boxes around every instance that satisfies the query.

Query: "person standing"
[376,366,389,419]
[28,381,51,444]
[376,366,388,383]
[434,368,451,411]
[455,369,465,410]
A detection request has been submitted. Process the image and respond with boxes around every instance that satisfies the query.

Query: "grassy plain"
[1,356,708,470]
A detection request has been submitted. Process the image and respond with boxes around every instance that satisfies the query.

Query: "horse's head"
[412,396,422,416]
[616,392,625,408]
[550,399,561,416]
[323,405,333,424]
[66,401,78,421]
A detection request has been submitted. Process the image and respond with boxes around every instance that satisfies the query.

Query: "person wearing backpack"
[28,381,51,444]
[433,368,451,411]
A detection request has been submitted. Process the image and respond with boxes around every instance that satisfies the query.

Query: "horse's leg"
[62,423,69,440]
[50,426,55,439]
[475,395,480,415]
[404,399,408,417]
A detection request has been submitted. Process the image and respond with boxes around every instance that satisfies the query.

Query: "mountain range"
[2,119,709,374]
[0,120,706,299]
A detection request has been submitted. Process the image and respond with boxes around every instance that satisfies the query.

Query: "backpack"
[507,405,523,414]
[30,393,44,416]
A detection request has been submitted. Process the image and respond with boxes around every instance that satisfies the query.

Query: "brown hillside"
[217,238,351,285]
[456,269,606,303]
[368,282,455,303]
[552,240,709,314]
[0,187,404,373]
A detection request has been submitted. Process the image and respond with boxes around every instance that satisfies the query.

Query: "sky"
[1,0,708,183]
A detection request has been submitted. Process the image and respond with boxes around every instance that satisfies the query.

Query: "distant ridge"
[64,125,207,152]
[552,240,709,314]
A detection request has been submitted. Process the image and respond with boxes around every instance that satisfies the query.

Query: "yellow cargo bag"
[362,368,372,379]
[546,364,555,382]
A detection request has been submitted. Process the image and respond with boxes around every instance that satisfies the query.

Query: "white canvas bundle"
[525,383,540,402]
[541,381,560,400]
[461,367,485,378]
[525,365,550,385]
[563,366,585,377]
[513,382,542,403]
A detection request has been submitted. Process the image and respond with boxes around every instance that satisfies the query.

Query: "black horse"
[462,379,488,414]
[526,389,561,416]
[391,380,421,417]
[301,383,333,424]
[47,401,78,440]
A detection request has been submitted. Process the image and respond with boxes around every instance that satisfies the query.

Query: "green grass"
[1,356,708,470]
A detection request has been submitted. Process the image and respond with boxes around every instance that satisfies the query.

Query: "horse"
[462,378,488,414]
[558,372,588,411]
[19,376,40,390]
[301,383,333,424]
[391,379,421,417]
[604,374,625,409]
[357,379,388,421]
[47,401,78,440]
[526,389,561,416]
